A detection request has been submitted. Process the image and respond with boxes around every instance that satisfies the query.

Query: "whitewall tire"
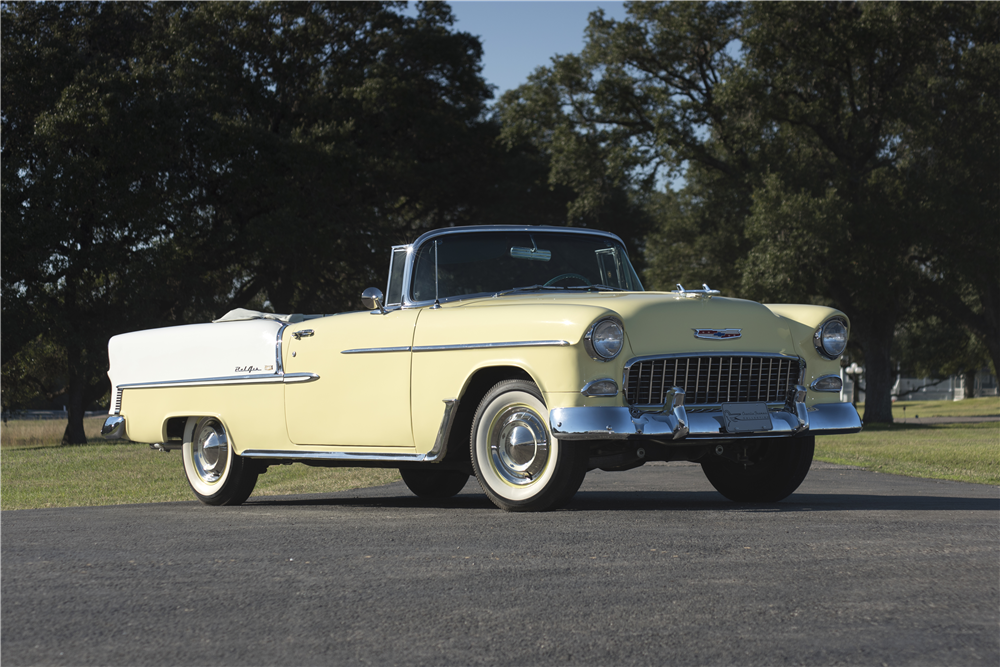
[471,380,586,512]
[182,417,259,506]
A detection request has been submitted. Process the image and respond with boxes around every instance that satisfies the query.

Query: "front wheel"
[400,468,470,499]
[701,436,814,503]
[471,380,586,512]
[182,417,259,506]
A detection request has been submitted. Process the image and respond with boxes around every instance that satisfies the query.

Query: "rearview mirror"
[510,243,551,261]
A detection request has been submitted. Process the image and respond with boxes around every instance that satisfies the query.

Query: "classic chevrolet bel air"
[103,226,862,511]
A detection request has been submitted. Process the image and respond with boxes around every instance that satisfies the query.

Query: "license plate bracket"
[722,403,773,433]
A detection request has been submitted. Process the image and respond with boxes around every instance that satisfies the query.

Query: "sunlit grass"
[0,441,401,510]
[855,395,999,420]
[0,416,106,449]
[1,417,399,510]
[2,398,996,510]
[815,422,999,485]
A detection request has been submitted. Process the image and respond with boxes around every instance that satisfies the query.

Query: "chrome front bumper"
[550,388,861,441]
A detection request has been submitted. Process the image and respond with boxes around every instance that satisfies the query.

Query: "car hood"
[450,291,801,358]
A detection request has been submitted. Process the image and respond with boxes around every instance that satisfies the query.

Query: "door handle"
[293,329,315,340]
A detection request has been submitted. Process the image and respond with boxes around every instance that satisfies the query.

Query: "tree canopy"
[498,1,999,423]
[1,1,598,441]
[3,1,996,438]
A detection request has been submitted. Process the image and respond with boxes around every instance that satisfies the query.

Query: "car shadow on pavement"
[245,488,999,513]
[566,490,999,513]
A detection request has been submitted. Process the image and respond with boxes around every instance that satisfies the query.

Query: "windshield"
[410,230,643,302]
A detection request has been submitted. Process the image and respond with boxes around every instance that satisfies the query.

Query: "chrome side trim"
[282,373,320,384]
[242,450,434,463]
[102,415,126,439]
[341,346,412,355]
[276,323,290,375]
[412,340,570,353]
[117,372,319,390]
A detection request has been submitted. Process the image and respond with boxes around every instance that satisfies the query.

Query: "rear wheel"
[400,468,470,499]
[701,436,814,503]
[471,380,586,512]
[182,417,259,506]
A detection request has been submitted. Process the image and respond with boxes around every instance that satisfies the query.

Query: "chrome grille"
[624,354,802,406]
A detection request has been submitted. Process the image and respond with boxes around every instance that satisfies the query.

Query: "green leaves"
[498,1,999,422]
[1,1,532,437]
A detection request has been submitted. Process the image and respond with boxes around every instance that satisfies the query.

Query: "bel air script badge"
[693,328,742,340]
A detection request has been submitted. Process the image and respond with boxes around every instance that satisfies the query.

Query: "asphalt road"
[3,462,998,667]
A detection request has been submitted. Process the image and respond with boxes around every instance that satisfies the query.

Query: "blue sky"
[414,1,631,99]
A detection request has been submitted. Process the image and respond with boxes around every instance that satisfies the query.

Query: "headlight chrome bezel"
[584,317,625,362]
[813,317,849,360]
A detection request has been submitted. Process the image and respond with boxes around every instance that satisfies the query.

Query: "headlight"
[813,317,848,359]
[585,317,624,361]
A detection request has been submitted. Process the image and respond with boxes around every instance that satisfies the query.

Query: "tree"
[497,1,999,423]
[3,2,197,441]
[1,1,508,441]
[893,315,992,398]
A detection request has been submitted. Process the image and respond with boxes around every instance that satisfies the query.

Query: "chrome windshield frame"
[398,226,642,308]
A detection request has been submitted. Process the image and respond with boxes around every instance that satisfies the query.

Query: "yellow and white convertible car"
[103,226,861,511]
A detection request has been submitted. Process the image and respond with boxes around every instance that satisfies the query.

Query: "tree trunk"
[860,338,895,424]
[61,341,88,445]
[962,370,977,399]
[851,311,898,425]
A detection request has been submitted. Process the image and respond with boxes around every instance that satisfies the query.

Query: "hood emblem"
[694,328,742,340]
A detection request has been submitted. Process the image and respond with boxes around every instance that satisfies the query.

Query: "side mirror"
[361,287,386,314]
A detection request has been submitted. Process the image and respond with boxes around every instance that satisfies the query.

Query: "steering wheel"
[544,273,591,287]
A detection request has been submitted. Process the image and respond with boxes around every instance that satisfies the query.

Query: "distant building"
[841,367,998,403]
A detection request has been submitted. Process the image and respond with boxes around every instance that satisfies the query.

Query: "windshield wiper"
[566,284,626,292]
[492,284,567,298]
[493,283,627,297]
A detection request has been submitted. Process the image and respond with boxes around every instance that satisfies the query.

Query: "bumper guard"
[102,415,126,440]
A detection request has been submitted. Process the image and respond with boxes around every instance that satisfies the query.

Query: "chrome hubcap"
[193,420,228,484]
[489,406,549,486]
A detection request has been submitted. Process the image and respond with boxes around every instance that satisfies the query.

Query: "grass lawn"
[856,395,999,419]
[815,422,999,486]
[1,417,400,510]
[2,397,996,510]
[814,396,999,485]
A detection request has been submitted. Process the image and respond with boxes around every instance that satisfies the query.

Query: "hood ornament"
[673,283,721,300]
[693,328,742,340]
